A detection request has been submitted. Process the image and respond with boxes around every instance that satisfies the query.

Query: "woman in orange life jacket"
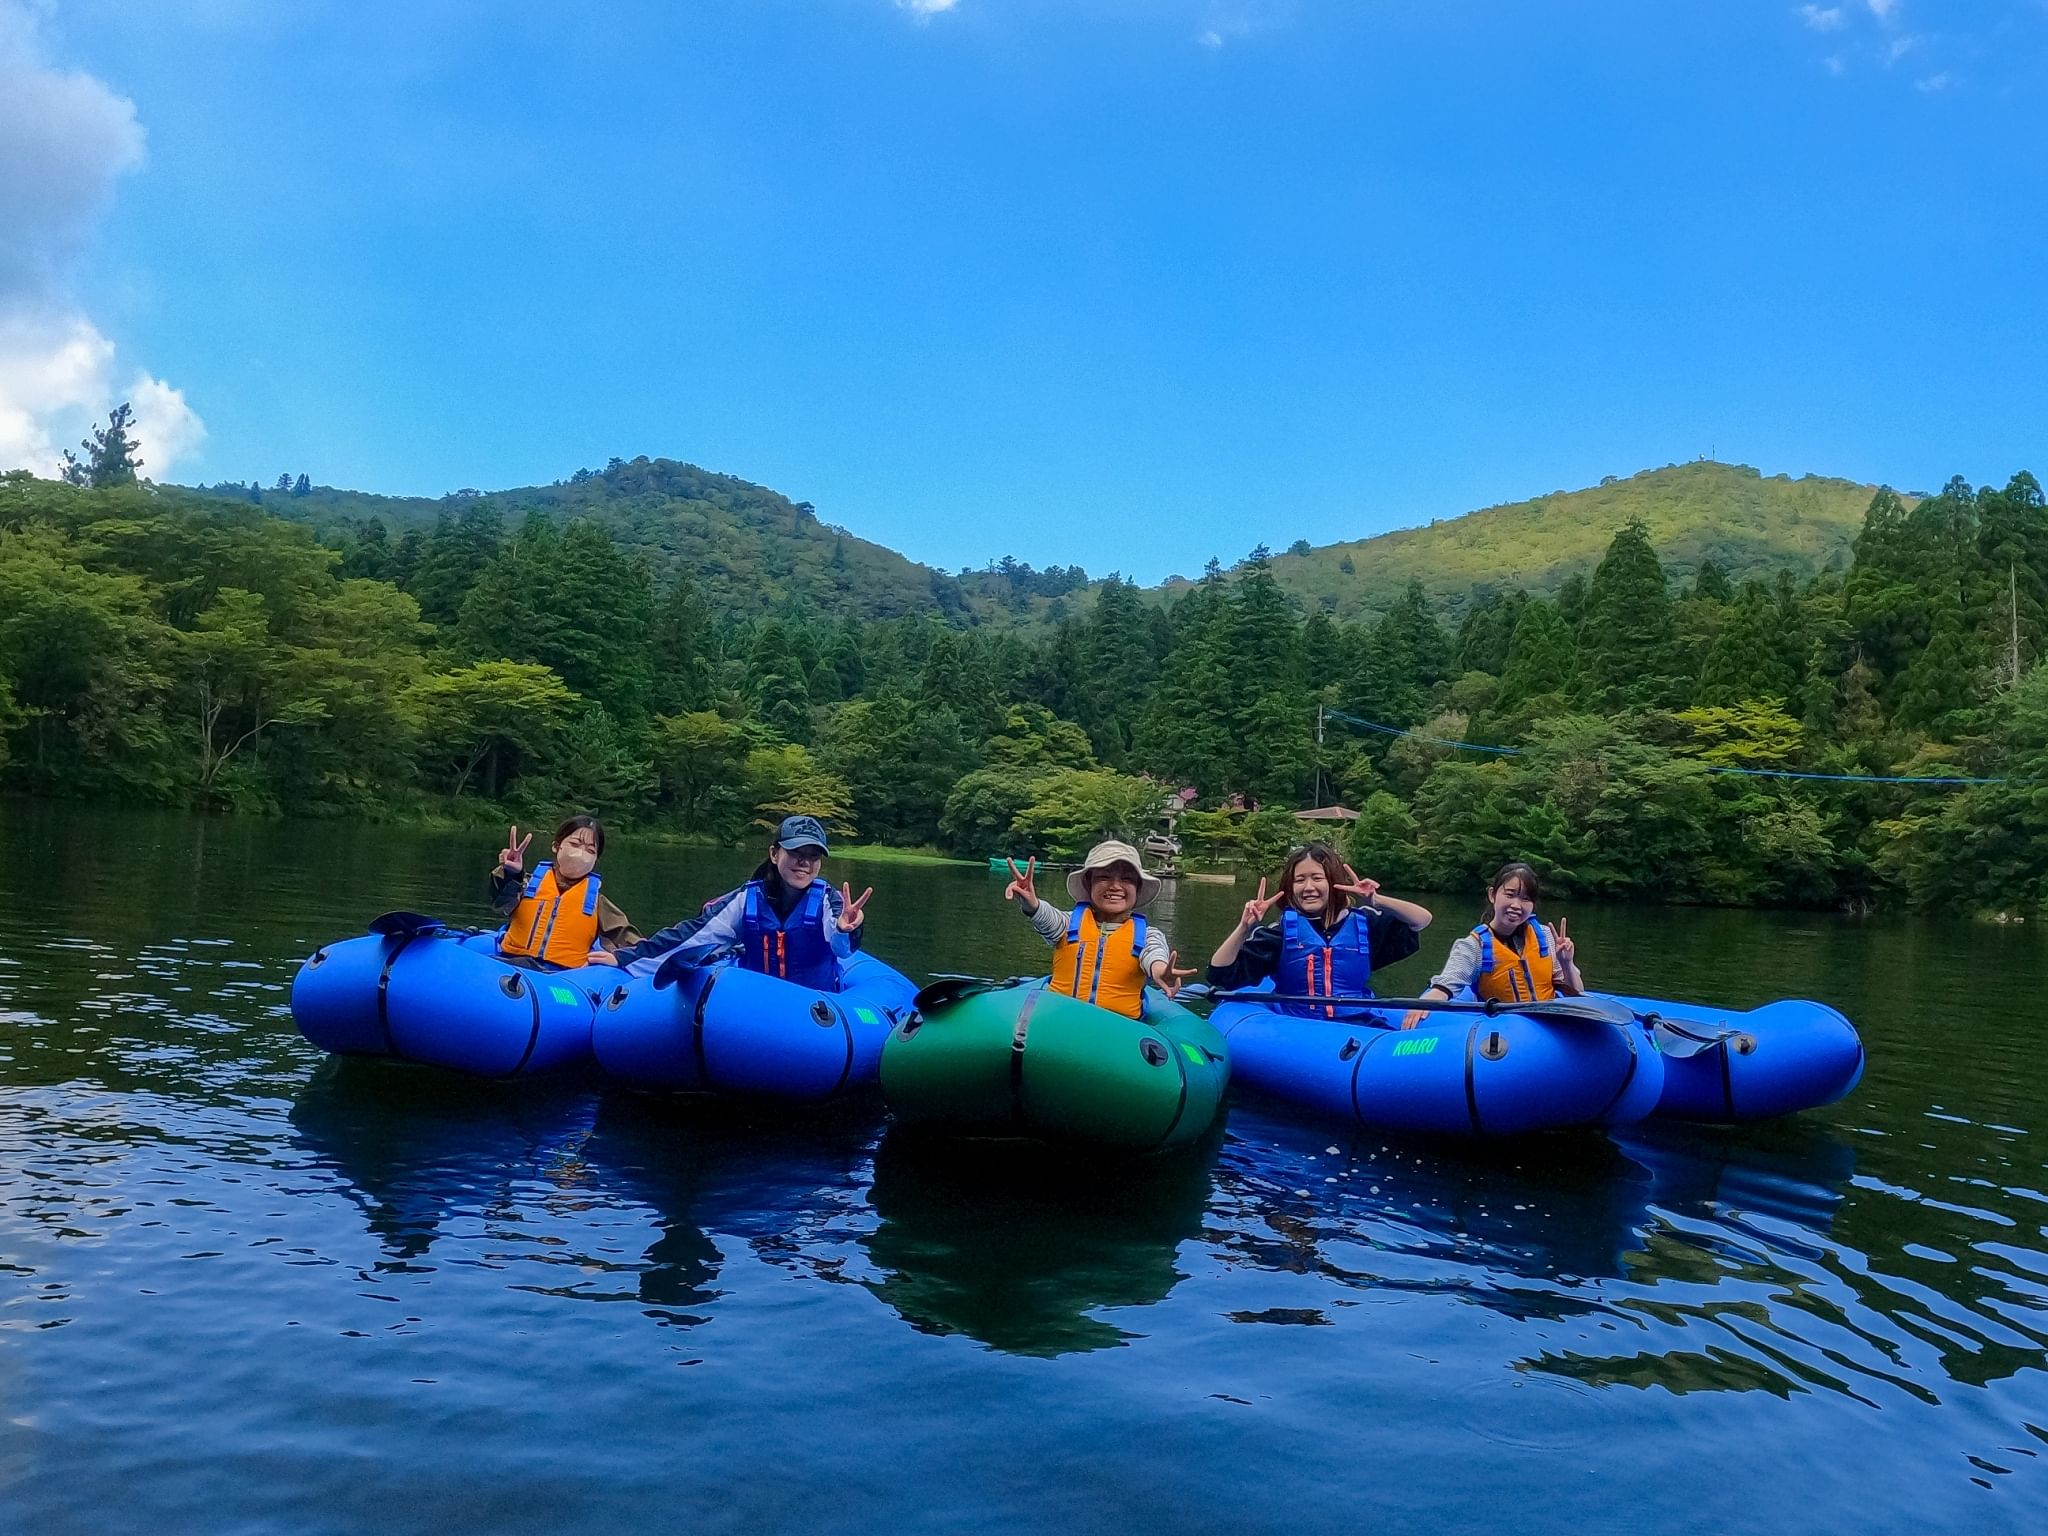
[1401,861,1583,1027]
[1002,840,1196,1021]
[1206,843,1433,1015]
[490,815,640,970]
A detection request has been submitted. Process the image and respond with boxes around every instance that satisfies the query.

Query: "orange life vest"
[1472,919,1556,1004]
[499,863,604,967]
[1049,906,1150,1020]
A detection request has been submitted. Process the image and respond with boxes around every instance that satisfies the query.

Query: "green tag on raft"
[1392,1036,1439,1057]
[550,986,578,1006]
[1180,1041,1206,1065]
[856,1007,879,1024]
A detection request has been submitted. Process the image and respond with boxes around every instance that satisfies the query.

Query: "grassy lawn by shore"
[830,844,981,867]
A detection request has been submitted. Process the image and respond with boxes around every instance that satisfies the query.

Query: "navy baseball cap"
[775,815,830,853]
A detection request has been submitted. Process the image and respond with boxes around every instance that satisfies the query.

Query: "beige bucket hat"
[1065,839,1162,908]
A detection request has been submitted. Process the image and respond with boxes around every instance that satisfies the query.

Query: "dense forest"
[4,441,2046,913]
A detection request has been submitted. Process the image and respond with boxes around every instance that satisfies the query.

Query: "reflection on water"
[1,803,2045,1529]
[861,1129,1216,1357]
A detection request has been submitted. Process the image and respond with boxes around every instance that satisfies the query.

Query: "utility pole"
[2006,561,2024,691]
[1314,704,1326,809]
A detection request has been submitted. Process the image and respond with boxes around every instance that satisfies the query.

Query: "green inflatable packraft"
[880,979,1230,1151]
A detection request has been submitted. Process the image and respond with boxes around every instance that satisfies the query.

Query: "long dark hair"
[1276,843,1352,922]
[1481,861,1541,922]
[555,814,605,857]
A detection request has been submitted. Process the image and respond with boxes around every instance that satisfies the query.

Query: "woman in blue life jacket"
[1207,843,1433,1015]
[488,815,640,970]
[609,815,872,991]
[1401,861,1583,1028]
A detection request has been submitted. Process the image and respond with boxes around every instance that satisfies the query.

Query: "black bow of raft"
[912,973,1040,1014]
[368,910,449,939]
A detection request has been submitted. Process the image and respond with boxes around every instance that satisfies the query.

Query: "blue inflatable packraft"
[292,916,919,1100]
[1211,994,1664,1137]
[591,950,917,1100]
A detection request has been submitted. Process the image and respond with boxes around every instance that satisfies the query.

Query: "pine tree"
[1697,583,1796,705]
[1499,599,1574,708]
[1689,559,1733,603]
[60,403,143,488]
[1579,518,1677,707]
[648,566,714,716]
[408,503,503,627]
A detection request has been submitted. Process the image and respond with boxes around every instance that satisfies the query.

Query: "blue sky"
[4,0,2045,582]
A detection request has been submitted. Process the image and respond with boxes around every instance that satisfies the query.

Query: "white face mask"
[554,844,598,881]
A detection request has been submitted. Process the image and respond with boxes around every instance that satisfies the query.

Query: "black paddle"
[1204,989,1640,1029]
[367,910,448,939]
[911,974,1036,1013]
[651,950,703,990]
[1640,1013,1746,1059]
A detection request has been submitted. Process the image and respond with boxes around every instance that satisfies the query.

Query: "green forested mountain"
[198,457,1882,631]
[201,456,975,623]
[1183,461,1893,621]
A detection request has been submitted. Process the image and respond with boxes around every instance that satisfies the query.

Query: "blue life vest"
[1276,907,1374,1018]
[738,880,840,992]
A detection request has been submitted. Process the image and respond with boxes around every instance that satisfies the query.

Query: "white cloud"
[1196,0,1293,49]
[1915,70,1953,90]
[1824,52,1846,74]
[0,310,112,473]
[1866,0,1898,19]
[895,0,958,17]
[126,372,206,474]
[1888,34,1923,60]
[1799,6,1847,32]
[0,0,203,478]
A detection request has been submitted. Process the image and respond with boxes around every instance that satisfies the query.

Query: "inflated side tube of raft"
[591,950,918,1101]
[1211,997,1665,1137]
[1607,993,1865,1122]
[880,980,1231,1152]
[292,924,600,1077]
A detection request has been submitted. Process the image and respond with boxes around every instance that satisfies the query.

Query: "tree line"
[2,458,2045,912]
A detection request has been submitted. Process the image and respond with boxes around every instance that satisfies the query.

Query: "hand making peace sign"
[498,825,532,875]
[836,883,873,933]
[1237,877,1282,931]
[1003,857,1039,912]
[1155,950,1198,1000]
[1333,863,1380,906]
[1552,916,1574,965]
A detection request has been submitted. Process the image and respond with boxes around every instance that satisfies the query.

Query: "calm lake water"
[1,802,2044,1534]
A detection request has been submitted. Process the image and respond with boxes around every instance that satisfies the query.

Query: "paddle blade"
[367,910,446,939]
[912,976,999,1014]
[1646,1015,1737,1059]
[1511,994,1641,1029]
[651,951,705,991]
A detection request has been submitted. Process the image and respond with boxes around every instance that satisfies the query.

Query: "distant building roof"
[1293,805,1359,822]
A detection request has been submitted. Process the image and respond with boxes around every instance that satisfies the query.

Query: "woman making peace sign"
[1207,843,1433,1016]
[490,815,641,969]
